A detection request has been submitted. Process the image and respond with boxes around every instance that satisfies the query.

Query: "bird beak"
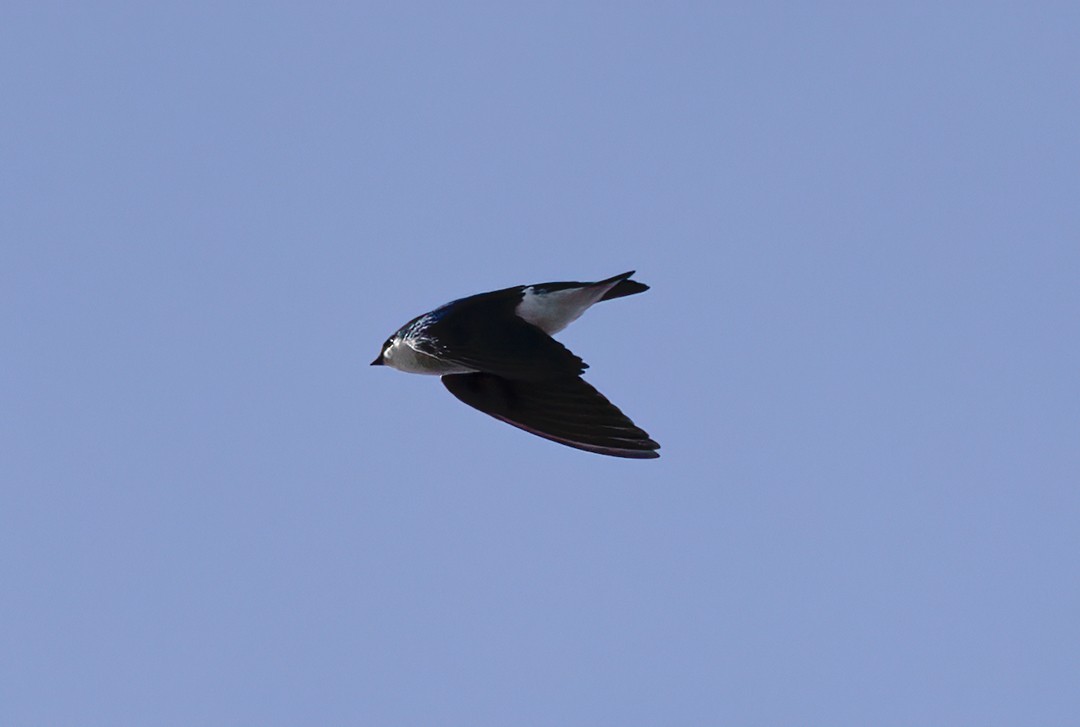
[370,354,384,366]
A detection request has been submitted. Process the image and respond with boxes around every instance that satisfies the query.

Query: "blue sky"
[3,3,1078,724]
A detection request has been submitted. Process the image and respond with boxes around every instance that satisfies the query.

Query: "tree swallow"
[371,271,660,459]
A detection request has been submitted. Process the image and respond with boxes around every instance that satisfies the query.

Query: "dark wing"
[441,373,660,459]
[416,315,586,381]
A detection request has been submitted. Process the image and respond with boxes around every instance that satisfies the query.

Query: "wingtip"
[442,372,660,460]
[606,447,660,459]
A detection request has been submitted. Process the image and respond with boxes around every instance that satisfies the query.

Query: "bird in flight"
[371,271,660,459]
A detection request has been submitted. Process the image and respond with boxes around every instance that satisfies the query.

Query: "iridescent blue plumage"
[371,271,659,458]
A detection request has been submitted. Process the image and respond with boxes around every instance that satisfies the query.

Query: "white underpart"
[383,335,477,376]
[516,281,617,334]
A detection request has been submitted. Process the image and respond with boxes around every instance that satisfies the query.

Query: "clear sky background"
[3,3,1078,725]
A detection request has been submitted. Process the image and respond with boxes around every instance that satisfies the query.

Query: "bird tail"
[598,271,649,302]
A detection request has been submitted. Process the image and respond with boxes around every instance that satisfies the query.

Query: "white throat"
[383,338,476,376]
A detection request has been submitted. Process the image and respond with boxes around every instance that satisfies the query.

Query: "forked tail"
[598,270,650,302]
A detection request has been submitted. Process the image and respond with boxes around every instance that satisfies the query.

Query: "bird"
[371,271,660,459]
